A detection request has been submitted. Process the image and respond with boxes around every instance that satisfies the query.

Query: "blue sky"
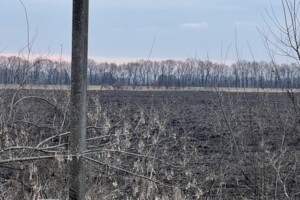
[0,0,285,63]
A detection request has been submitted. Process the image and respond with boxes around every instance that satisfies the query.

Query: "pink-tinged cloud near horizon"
[0,53,237,66]
[0,53,71,63]
[0,53,187,64]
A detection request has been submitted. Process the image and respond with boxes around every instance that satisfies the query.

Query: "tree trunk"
[69,0,89,199]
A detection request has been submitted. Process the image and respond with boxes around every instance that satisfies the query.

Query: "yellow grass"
[0,84,298,93]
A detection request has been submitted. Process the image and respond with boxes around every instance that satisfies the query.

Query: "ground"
[1,89,300,199]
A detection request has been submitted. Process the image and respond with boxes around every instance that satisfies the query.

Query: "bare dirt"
[1,89,300,199]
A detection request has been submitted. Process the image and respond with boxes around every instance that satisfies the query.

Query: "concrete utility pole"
[69,0,89,199]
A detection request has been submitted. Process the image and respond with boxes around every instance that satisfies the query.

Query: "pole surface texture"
[69,0,89,199]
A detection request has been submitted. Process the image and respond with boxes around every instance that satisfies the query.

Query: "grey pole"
[69,0,89,199]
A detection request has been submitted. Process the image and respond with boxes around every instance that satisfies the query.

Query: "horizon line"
[0,52,239,65]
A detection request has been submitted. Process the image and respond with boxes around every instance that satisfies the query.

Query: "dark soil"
[1,89,300,199]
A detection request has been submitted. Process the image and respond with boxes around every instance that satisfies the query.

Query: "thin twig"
[82,155,174,188]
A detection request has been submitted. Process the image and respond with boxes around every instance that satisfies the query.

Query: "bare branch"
[82,155,174,188]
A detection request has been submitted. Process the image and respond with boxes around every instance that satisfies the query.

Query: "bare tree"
[263,0,300,62]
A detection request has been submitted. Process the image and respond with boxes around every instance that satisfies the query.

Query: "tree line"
[0,55,300,88]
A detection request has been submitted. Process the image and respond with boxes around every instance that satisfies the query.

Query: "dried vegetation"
[0,88,300,199]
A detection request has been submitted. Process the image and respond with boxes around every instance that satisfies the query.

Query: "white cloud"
[179,22,208,29]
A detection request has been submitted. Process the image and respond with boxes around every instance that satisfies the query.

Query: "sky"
[0,0,287,64]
